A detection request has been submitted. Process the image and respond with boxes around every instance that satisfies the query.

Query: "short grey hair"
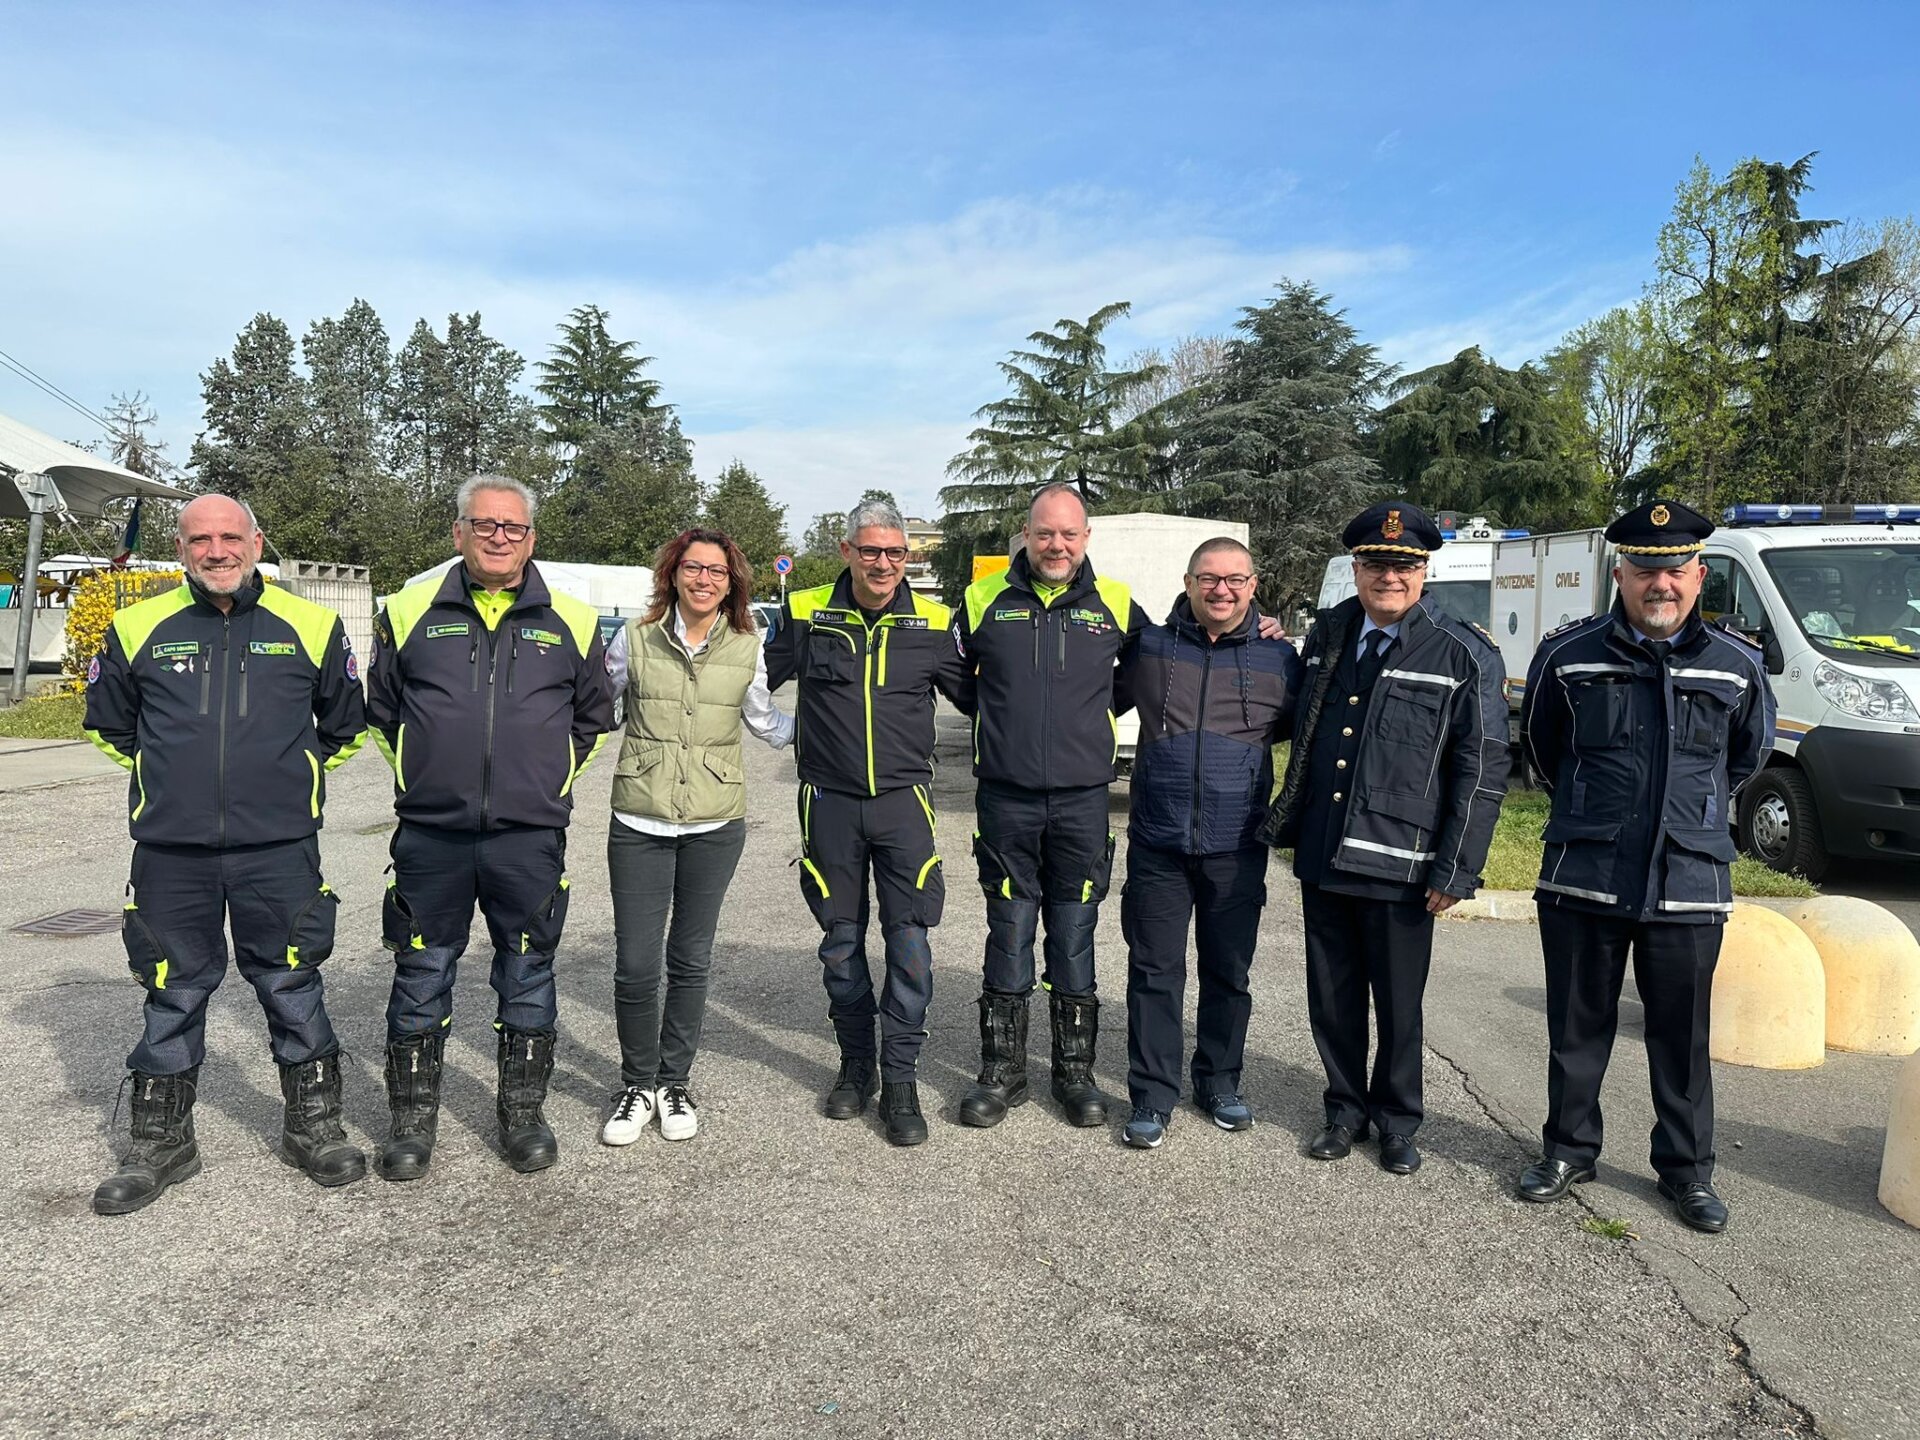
[845,497,905,541]
[1028,482,1089,524]
[176,493,259,538]
[456,473,538,525]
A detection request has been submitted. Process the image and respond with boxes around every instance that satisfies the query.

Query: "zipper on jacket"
[469,636,481,691]
[1190,643,1215,849]
[507,630,520,694]
[237,655,249,718]
[481,628,501,827]
[217,617,231,847]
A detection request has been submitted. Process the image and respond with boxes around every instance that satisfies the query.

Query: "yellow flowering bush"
[62,570,183,686]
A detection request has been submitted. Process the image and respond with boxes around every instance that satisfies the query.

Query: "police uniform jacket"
[1259,596,1510,897]
[1521,603,1774,923]
[765,569,972,796]
[957,549,1148,791]
[84,574,368,847]
[1116,596,1302,855]
[367,561,613,832]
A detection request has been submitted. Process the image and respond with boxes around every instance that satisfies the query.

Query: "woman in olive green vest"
[601,528,793,1146]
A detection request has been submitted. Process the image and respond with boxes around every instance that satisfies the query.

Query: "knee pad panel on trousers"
[1042,901,1100,996]
[983,897,1041,995]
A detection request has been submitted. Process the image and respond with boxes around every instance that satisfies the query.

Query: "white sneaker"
[601,1085,656,1146]
[658,1083,698,1142]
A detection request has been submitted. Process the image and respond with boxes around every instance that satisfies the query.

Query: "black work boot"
[497,1028,558,1173]
[278,1052,367,1187]
[878,1079,929,1147]
[958,992,1030,1128]
[378,1032,444,1182]
[1049,992,1108,1127]
[93,1068,203,1216]
[823,1054,879,1120]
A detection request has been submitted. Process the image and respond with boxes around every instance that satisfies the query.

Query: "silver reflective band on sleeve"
[1657,898,1736,913]
[1305,655,1322,668]
[1537,878,1620,905]
[1383,669,1462,689]
[1669,668,1750,691]
[1341,837,1438,862]
[1557,662,1635,678]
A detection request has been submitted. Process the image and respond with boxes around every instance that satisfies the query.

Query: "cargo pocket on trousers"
[1083,832,1117,905]
[285,884,340,970]
[122,904,171,992]
[973,831,1019,901]
[794,854,835,930]
[381,872,423,955]
[910,854,945,928]
[520,877,571,956]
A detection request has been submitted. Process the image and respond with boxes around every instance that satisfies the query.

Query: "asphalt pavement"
[0,712,1912,1439]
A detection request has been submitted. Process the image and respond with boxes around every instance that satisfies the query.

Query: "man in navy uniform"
[1259,501,1509,1175]
[1516,499,1774,1233]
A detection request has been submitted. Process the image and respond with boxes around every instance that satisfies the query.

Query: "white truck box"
[1492,528,1613,709]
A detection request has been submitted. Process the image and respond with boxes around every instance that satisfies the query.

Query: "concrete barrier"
[1780,895,1920,1055]
[1880,1045,1920,1229]
[1710,904,1826,1070]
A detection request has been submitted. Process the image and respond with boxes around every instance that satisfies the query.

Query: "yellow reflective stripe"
[877,626,890,687]
[802,858,832,898]
[914,784,935,835]
[305,750,321,818]
[802,783,815,845]
[1000,877,1012,899]
[154,959,168,990]
[972,712,981,766]
[286,946,300,969]
[1081,879,1094,902]
[560,736,578,798]
[132,752,148,820]
[1108,709,1117,762]
[324,728,368,772]
[915,855,940,889]
[85,728,136,772]
[863,646,876,796]
[394,723,407,790]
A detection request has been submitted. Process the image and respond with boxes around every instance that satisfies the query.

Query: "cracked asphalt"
[0,709,1912,1439]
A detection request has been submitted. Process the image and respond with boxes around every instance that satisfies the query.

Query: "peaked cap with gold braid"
[1343,499,1444,558]
[1605,498,1713,569]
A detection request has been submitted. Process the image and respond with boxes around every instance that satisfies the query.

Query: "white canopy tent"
[2,410,194,701]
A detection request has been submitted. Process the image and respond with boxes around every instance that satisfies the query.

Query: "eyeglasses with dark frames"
[853,545,909,564]
[1191,572,1255,592]
[462,517,532,542]
[679,561,732,581]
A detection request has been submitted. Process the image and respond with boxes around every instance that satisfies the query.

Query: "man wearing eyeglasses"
[1112,538,1303,1149]
[365,474,614,1179]
[766,498,974,1145]
[1258,501,1508,1176]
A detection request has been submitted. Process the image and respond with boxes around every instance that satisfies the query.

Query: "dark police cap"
[1343,500,1443,557]
[1606,499,1713,568]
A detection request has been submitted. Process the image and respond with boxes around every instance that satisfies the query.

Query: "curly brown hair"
[645,528,757,633]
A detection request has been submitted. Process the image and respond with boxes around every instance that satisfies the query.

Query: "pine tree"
[535,304,666,448]
[704,461,789,581]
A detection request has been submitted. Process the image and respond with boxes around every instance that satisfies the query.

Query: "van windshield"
[1759,544,1920,654]
[1422,579,1492,632]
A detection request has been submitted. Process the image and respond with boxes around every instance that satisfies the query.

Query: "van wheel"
[1738,768,1829,882]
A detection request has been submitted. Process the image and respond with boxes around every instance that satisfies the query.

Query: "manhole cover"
[11,909,121,937]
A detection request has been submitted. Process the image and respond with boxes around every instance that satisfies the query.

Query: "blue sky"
[3,1,1917,525]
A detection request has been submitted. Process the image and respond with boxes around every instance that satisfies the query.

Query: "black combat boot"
[823,1054,879,1120]
[1049,992,1107,1127]
[93,1068,203,1215]
[498,1028,558,1173]
[278,1052,367,1187]
[958,992,1030,1128]
[378,1032,445,1183]
[877,1079,928,1147]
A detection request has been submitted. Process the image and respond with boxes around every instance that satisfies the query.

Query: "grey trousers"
[607,817,747,1088]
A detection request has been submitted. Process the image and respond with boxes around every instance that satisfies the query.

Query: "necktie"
[1648,639,1672,665]
[1357,629,1391,687]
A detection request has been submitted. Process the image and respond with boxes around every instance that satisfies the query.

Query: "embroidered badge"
[151,641,200,659]
[345,643,360,683]
[249,641,297,656]
[1383,509,1404,541]
[521,626,563,647]
[86,654,101,686]
[426,623,470,639]
[887,616,929,630]
[1651,504,1670,526]
[992,608,1032,622]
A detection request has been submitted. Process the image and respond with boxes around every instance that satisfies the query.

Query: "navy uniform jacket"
[957,550,1149,792]
[765,569,974,796]
[84,574,367,847]
[367,561,614,832]
[1115,597,1302,855]
[1522,604,1774,923]
[1260,596,1510,898]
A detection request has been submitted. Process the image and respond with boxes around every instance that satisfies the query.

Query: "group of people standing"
[81,476,1772,1237]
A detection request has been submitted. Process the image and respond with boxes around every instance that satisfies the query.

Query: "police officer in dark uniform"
[1260,501,1509,1174]
[84,493,369,1213]
[765,498,974,1146]
[1516,500,1774,1233]
[367,474,615,1179]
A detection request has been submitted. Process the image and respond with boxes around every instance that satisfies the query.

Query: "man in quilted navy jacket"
[1112,537,1302,1149]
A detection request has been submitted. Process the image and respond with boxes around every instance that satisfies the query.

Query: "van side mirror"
[1718,614,1784,674]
